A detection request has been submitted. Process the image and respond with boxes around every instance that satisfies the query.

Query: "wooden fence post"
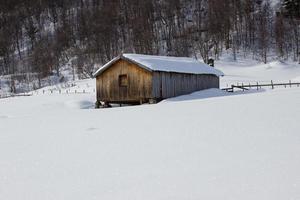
[256,82,259,90]
[271,80,274,89]
[289,80,292,87]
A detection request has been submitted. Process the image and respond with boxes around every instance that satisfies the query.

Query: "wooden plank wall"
[152,72,219,99]
[96,58,220,103]
[96,60,153,102]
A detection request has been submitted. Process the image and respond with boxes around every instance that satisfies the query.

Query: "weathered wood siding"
[96,59,152,103]
[152,72,219,99]
[96,58,220,103]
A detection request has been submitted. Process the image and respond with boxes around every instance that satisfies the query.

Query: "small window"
[119,74,128,87]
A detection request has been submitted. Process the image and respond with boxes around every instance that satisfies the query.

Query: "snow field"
[0,57,300,200]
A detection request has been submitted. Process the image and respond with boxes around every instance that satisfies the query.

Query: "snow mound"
[64,100,94,109]
[162,88,265,103]
[161,89,230,103]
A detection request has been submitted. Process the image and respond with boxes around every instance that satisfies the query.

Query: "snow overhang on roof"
[93,54,224,77]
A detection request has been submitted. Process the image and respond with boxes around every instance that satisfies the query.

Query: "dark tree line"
[0,0,299,83]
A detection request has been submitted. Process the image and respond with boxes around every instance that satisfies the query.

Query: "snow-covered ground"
[1,58,300,200]
[216,56,300,87]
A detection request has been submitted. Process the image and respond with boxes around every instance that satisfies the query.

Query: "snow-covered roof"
[93,54,224,77]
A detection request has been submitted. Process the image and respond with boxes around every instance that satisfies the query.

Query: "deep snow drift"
[1,58,300,200]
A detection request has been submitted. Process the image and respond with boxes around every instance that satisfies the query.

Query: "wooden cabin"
[93,54,224,106]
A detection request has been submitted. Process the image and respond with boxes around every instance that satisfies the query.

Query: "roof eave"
[92,54,153,77]
[92,56,121,77]
[120,55,153,72]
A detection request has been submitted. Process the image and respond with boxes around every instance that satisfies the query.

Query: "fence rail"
[0,93,32,99]
[0,88,96,99]
[222,80,300,92]
[2,81,299,98]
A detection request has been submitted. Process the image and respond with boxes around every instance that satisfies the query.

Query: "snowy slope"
[1,57,300,200]
[1,87,300,200]
[215,56,300,87]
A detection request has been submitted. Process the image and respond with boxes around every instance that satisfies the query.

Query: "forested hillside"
[0,0,299,84]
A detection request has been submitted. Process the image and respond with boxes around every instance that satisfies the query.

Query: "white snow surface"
[269,0,281,7]
[1,57,300,200]
[94,54,224,77]
[215,56,300,88]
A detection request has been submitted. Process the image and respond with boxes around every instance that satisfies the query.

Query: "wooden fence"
[2,81,299,98]
[0,93,32,99]
[222,80,300,92]
[0,88,96,99]
[33,88,96,95]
